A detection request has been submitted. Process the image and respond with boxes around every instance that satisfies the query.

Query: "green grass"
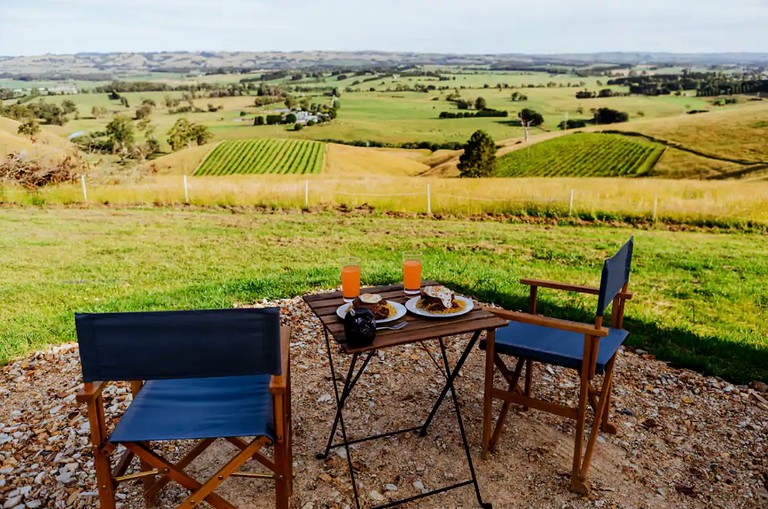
[496,133,665,177]
[195,139,325,175]
[0,207,765,384]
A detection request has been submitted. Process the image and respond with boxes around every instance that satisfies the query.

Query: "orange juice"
[403,259,422,293]
[341,264,361,301]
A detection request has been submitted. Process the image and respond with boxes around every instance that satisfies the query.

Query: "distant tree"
[456,99,472,110]
[135,103,153,120]
[518,108,544,127]
[17,119,40,139]
[285,113,297,123]
[300,97,310,110]
[190,124,213,146]
[105,115,135,154]
[593,107,629,124]
[141,98,157,107]
[294,123,304,131]
[458,130,496,178]
[474,97,487,110]
[284,95,296,110]
[91,106,107,119]
[166,118,212,151]
[61,99,77,115]
[557,119,587,129]
[254,115,265,126]
[518,108,543,143]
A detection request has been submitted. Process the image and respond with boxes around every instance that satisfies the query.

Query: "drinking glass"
[402,251,422,295]
[341,257,361,302]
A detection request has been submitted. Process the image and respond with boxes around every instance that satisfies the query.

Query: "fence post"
[183,175,189,205]
[568,189,574,216]
[427,183,432,216]
[304,179,309,208]
[81,175,88,204]
[653,193,658,221]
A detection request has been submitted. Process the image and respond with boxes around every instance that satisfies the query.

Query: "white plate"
[336,300,407,324]
[405,295,474,318]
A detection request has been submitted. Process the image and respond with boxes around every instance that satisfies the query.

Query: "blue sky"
[0,0,766,56]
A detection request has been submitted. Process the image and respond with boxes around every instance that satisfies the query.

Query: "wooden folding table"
[304,282,507,508]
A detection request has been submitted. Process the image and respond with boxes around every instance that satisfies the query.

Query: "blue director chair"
[75,308,292,509]
[481,237,634,494]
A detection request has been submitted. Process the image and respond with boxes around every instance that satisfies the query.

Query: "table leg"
[420,329,482,437]
[317,349,374,460]
[436,338,492,509]
[317,327,374,509]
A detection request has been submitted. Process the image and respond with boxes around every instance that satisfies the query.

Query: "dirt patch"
[0,296,766,508]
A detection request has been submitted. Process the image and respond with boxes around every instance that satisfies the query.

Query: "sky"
[0,0,766,56]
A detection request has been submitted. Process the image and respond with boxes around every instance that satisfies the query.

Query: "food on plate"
[417,285,466,314]
[352,293,393,320]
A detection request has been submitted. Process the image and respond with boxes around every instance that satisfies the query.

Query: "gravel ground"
[0,296,766,509]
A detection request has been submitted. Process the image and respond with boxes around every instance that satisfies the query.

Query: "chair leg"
[600,356,618,434]
[274,432,291,509]
[571,366,591,495]
[481,329,496,459]
[93,445,117,509]
[522,359,533,411]
[86,397,117,509]
[489,357,525,451]
[275,367,293,508]
[578,363,616,486]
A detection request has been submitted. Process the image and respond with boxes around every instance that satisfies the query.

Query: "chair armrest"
[270,326,291,395]
[484,307,609,337]
[76,381,109,403]
[520,278,633,300]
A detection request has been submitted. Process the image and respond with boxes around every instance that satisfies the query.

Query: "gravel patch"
[0,296,766,508]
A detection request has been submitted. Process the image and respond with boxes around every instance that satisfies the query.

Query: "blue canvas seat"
[110,375,275,443]
[489,322,629,375]
[75,307,293,509]
[482,237,634,496]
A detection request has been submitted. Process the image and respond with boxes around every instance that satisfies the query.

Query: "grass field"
[495,133,665,177]
[30,69,746,150]
[0,208,764,384]
[195,139,325,176]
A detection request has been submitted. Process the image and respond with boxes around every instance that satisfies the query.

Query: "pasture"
[495,133,665,177]
[30,69,747,151]
[0,207,764,384]
[2,175,767,227]
[195,139,325,175]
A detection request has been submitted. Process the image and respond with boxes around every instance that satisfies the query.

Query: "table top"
[303,281,509,354]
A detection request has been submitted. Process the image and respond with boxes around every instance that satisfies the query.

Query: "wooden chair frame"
[482,278,632,494]
[77,326,293,509]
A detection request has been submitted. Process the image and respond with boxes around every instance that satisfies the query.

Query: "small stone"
[3,496,21,508]
[384,483,397,492]
[369,490,385,502]
[317,393,332,403]
[413,480,425,491]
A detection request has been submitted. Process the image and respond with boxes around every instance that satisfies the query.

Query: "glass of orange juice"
[341,257,361,302]
[403,251,422,295]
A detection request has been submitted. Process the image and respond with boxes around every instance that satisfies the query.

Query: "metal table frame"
[307,284,503,509]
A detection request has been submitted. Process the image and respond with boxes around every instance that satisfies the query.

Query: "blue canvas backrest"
[76,307,281,383]
[596,237,634,317]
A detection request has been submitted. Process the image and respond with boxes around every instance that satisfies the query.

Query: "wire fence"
[2,175,766,225]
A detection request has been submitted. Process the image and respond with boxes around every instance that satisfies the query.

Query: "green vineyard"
[496,133,665,178]
[195,139,325,176]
